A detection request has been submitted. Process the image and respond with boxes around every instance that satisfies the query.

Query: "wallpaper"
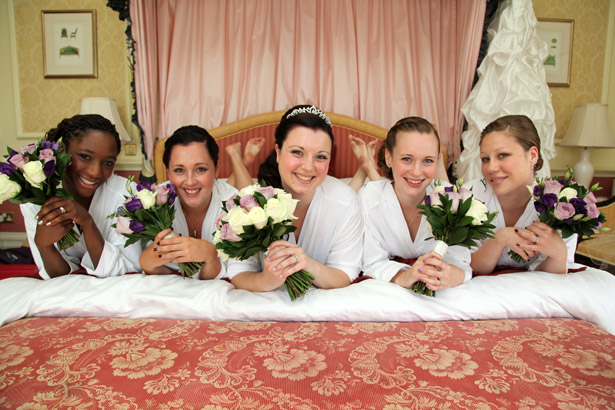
[533,0,614,172]
[13,0,131,136]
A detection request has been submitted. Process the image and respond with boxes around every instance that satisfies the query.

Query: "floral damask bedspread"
[1,317,614,409]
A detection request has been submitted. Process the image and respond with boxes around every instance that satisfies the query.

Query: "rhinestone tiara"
[285,105,332,127]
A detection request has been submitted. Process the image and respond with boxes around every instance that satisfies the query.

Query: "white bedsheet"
[1,265,614,334]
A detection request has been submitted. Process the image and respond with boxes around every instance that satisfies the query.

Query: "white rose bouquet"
[213,183,315,301]
[108,178,202,278]
[0,139,79,250]
[415,179,498,296]
[508,167,608,263]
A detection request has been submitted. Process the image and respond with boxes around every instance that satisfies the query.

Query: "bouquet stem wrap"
[163,232,203,278]
[414,179,497,297]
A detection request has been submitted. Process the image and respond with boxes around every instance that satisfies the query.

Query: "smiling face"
[480,130,538,198]
[275,126,332,199]
[64,130,118,202]
[385,130,439,201]
[167,142,218,211]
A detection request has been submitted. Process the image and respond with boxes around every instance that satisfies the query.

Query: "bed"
[1,112,615,409]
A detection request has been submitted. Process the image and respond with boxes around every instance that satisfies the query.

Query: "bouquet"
[109,178,202,278]
[508,167,608,263]
[416,179,498,296]
[213,183,315,301]
[0,139,79,250]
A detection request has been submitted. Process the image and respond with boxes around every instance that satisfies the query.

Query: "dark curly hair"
[163,125,219,168]
[479,115,543,172]
[377,117,440,180]
[45,114,122,155]
[257,105,334,188]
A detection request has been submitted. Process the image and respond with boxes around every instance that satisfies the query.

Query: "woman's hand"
[154,232,216,265]
[419,253,465,291]
[36,196,93,228]
[495,226,537,261]
[391,251,440,288]
[266,240,312,277]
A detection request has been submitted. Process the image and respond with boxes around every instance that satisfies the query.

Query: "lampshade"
[559,104,615,148]
[80,97,131,142]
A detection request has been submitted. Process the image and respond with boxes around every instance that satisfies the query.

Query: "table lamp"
[80,97,131,142]
[559,103,615,189]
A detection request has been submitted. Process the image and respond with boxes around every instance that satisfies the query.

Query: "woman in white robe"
[21,114,141,279]
[140,126,236,279]
[468,115,573,274]
[360,117,471,292]
[224,105,364,290]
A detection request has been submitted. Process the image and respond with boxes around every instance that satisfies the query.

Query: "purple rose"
[543,180,563,195]
[43,159,56,177]
[541,193,558,208]
[38,148,55,163]
[587,204,600,219]
[40,140,58,151]
[533,184,543,197]
[569,198,587,216]
[220,223,241,242]
[225,194,238,210]
[553,202,575,220]
[239,194,258,211]
[125,196,143,212]
[585,192,597,205]
[0,163,15,176]
[459,187,472,201]
[154,184,171,205]
[8,153,28,169]
[257,186,275,200]
[18,143,37,155]
[115,216,134,234]
[129,220,145,233]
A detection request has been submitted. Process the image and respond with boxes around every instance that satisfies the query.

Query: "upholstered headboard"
[153,111,388,184]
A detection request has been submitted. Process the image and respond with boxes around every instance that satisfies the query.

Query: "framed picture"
[42,10,97,78]
[536,18,574,87]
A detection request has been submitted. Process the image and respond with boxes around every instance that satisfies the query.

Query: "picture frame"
[42,10,97,78]
[536,18,574,87]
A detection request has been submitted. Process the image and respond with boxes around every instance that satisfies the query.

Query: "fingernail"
[419,277,424,281]
[158,255,161,258]
[516,243,520,247]
[35,215,39,220]
[38,220,44,225]
[157,242,160,246]
[45,222,51,226]
[153,248,157,252]
[514,228,518,233]
[418,268,423,273]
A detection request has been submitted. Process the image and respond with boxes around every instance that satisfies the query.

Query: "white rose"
[466,198,488,225]
[22,161,46,189]
[558,187,577,201]
[275,191,298,219]
[227,207,251,235]
[0,174,21,203]
[216,248,230,262]
[136,189,157,210]
[238,184,258,197]
[247,206,268,229]
[264,198,286,223]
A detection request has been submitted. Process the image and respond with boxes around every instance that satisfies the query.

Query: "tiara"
[285,105,332,127]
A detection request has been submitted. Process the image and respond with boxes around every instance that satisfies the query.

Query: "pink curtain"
[131,0,486,163]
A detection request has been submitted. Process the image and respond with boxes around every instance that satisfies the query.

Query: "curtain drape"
[130,0,486,163]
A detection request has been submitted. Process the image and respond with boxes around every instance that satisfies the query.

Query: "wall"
[533,0,615,177]
[0,0,141,241]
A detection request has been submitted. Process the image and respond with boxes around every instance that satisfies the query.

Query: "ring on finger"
[294,255,299,263]
[60,206,66,214]
[535,237,539,245]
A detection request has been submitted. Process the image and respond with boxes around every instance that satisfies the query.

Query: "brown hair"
[480,115,543,171]
[377,117,440,179]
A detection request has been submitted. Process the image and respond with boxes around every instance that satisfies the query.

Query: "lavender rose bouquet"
[213,183,315,301]
[508,167,608,263]
[0,139,79,250]
[108,178,202,278]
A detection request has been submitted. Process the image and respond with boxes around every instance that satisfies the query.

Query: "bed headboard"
[153,111,388,184]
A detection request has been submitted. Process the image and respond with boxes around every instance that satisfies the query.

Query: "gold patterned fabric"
[1,317,614,409]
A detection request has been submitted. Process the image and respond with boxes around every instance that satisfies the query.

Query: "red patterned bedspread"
[1,317,614,409]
